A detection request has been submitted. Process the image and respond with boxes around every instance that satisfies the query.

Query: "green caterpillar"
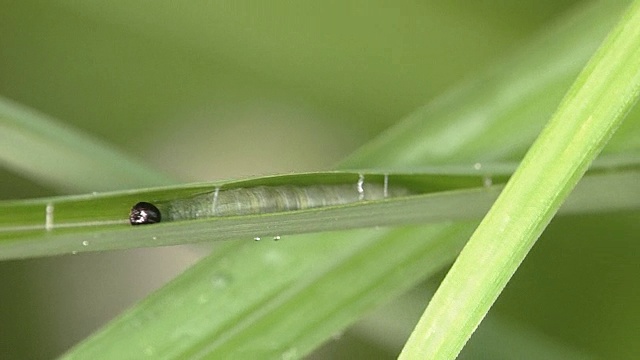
[130,175,409,225]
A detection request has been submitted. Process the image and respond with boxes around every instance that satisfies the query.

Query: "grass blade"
[400,1,640,358]
[0,159,638,260]
[61,1,639,358]
[0,96,174,192]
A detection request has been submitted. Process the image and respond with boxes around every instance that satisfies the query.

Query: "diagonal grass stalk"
[400,1,640,358]
[59,1,640,358]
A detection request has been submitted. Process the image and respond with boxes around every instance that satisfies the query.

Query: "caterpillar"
[129,175,409,225]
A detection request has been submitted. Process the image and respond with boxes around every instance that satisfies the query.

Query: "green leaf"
[400,1,640,358]
[0,95,174,193]
[1,158,638,260]
[60,0,639,359]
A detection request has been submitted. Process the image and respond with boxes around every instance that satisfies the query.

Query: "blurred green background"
[2,1,638,359]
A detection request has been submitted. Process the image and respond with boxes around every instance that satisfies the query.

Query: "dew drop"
[82,240,89,246]
[273,235,281,241]
[71,251,78,255]
[254,237,261,241]
[483,176,493,188]
[474,162,482,170]
[152,236,157,240]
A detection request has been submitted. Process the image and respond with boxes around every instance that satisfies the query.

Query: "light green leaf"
[400,1,640,358]
[0,96,174,193]
[1,158,638,260]
[54,0,639,359]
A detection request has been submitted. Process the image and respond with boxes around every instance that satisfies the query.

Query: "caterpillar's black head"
[130,202,161,225]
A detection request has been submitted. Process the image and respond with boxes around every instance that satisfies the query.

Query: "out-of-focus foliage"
[4,1,640,359]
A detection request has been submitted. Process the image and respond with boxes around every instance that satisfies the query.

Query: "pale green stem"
[399,1,640,358]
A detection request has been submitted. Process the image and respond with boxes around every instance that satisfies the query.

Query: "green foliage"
[0,159,638,261]
[1,0,639,359]
[401,0,640,357]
